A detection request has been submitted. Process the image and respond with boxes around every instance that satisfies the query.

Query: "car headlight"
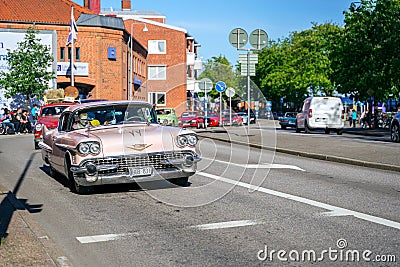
[35,124,42,131]
[78,143,90,155]
[187,134,198,146]
[77,142,101,155]
[176,135,188,147]
[89,142,100,154]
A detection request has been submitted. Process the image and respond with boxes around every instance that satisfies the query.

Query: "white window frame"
[148,92,166,106]
[148,40,166,54]
[148,65,166,80]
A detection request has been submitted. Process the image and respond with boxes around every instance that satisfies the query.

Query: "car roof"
[64,100,152,113]
[40,102,74,108]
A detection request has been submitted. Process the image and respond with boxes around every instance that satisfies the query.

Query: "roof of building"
[78,14,125,30]
[101,9,165,18]
[0,0,95,25]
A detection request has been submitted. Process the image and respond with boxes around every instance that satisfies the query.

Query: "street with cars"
[0,119,398,266]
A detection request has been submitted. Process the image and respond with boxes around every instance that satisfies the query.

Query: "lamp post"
[129,22,148,101]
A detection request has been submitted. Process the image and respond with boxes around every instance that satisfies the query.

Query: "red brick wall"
[0,22,147,101]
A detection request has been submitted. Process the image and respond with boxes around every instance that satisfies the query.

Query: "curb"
[197,134,400,173]
[0,184,73,267]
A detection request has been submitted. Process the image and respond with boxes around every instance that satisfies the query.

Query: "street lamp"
[129,22,148,101]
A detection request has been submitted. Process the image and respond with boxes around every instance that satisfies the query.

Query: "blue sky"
[74,0,354,64]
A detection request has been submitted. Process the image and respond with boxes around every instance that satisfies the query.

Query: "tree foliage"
[0,28,55,103]
[333,0,400,102]
[198,55,240,98]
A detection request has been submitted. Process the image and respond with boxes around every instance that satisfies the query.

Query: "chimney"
[84,0,101,14]
[122,0,131,10]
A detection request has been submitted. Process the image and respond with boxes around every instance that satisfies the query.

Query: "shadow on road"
[0,153,42,243]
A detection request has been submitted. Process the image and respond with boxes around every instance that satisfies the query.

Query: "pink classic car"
[39,101,201,194]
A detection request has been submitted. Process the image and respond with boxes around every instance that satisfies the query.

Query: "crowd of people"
[0,105,38,135]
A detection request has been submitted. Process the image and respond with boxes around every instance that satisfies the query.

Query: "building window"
[60,47,65,61]
[68,47,81,61]
[148,40,166,54]
[148,92,166,106]
[148,66,166,80]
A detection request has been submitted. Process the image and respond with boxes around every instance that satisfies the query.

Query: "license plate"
[128,166,153,178]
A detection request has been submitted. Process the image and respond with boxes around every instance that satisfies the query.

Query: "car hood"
[73,124,194,156]
[38,116,60,129]
[179,117,197,121]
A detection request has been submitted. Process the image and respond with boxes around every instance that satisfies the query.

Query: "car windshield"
[41,106,68,116]
[181,112,197,118]
[70,104,157,130]
[285,112,297,118]
[156,109,172,115]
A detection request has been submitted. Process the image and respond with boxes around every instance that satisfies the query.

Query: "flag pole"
[71,6,75,87]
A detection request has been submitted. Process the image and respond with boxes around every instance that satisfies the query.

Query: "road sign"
[229,28,248,49]
[198,78,213,93]
[249,29,268,50]
[215,81,227,93]
[225,87,235,98]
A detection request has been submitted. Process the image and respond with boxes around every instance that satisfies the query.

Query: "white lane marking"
[202,157,305,171]
[197,171,400,230]
[76,233,138,244]
[190,219,263,230]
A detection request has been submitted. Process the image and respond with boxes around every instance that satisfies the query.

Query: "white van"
[296,97,344,134]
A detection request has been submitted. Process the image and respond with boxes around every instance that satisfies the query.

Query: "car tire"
[169,177,189,187]
[281,125,287,129]
[49,165,58,178]
[65,156,92,194]
[325,129,330,134]
[172,121,175,127]
[390,123,400,142]
[34,141,40,150]
[336,129,343,135]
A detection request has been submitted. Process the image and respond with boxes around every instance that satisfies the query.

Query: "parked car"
[39,101,201,194]
[389,111,400,142]
[296,97,344,135]
[237,110,256,124]
[33,103,74,149]
[156,108,179,126]
[221,112,244,126]
[204,112,220,127]
[279,112,297,129]
[178,111,205,129]
[273,112,284,120]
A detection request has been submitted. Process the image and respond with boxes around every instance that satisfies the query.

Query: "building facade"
[0,0,147,105]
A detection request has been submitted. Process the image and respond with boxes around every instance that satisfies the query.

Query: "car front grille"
[85,151,193,175]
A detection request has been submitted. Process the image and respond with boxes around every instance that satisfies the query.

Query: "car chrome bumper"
[70,152,201,186]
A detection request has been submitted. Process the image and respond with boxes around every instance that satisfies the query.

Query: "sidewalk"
[0,183,72,266]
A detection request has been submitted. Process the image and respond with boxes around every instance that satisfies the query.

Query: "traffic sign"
[225,87,235,98]
[198,78,213,93]
[215,81,227,93]
[229,28,248,49]
[249,29,268,50]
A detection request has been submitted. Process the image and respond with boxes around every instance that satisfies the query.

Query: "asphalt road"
[0,134,398,266]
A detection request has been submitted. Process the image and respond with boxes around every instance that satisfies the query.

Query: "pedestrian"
[360,109,367,128]
[12,108,23,134]
[31,104,39,124]
[1,108,15,134]
[351,109,357,128]
[19,109,32,133]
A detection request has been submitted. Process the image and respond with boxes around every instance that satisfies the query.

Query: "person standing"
[351,109,357,128]
[31,104,39,124]
[12,108,23,134]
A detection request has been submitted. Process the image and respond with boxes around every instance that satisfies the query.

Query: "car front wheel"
[65,156,92,194]
[391,123,400,142]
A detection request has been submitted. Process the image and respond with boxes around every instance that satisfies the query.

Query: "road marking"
[197,171,400,230]
[202,157,305,171]
[190,219,263,230]
[76,233,138,244]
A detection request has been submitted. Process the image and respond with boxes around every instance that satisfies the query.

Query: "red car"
[33,103,73,149]
[221,112,244,126]
[204,112,220,127]
[178,111,205,128]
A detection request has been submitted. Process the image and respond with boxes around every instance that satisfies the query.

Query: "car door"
[50,112,71,172]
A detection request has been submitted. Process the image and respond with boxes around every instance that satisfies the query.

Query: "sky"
[74,0,355,64]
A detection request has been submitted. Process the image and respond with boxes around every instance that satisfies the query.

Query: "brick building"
[0,0,147,103]
[100,0,202,115]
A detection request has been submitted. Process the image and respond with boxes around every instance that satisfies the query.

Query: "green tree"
[0,28,55,107]
[198,55,240,98]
